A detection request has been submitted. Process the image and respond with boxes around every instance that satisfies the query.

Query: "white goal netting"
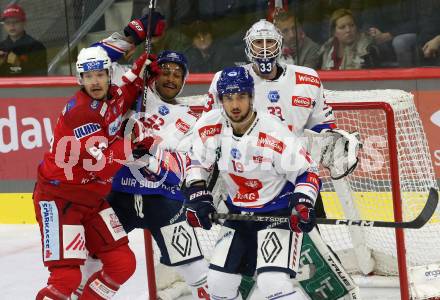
[148,89,440,299]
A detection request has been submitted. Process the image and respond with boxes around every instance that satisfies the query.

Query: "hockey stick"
[211,188,438,229]
[136,0,157,113]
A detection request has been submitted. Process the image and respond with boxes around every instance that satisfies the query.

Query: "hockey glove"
[124,12,166,45]
[184,185,216,230]
[122,53,160,87]
[289,193,316,233]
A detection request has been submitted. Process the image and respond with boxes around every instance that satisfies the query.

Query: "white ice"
[1,225,401,300]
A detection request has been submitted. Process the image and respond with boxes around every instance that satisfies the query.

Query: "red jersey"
[37,82,140,206]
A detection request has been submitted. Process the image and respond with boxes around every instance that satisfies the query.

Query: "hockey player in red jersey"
[33,45,158,300]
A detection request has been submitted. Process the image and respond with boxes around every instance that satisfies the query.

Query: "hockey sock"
[72,255,103,299]
[208,269,243,300]
[80,244,136,299]
[37,266,82,299]
[257,272,305,300]
[175,259,211,299]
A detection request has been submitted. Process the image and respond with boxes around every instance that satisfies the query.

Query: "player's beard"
[225,105,254,127]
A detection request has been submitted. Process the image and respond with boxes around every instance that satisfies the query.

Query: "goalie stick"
[211,188,438,229]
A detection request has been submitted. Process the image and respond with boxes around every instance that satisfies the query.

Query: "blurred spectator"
[286,0,356,44]
[319,8,375,70]
[274,10,320,69]
[183,20,221,72]
[0,4,47,76]
[354,0,417,67]
[416,0,440,66]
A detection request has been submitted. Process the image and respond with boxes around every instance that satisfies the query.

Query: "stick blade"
[406,187,439,229]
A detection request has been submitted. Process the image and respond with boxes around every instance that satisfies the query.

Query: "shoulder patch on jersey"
[74,123,101,140]
[267,90,280,103]
[175,118,190,133]
[292,96,312,108]
[90,100,100,110]
[108,115,122,136]
[230,148,241,159]
[257,132,285,154]
[295,72,321,87]
[62,98,76,115]
[198,123,222,142]
[158,105,170,116]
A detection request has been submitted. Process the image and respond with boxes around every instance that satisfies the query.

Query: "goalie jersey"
[207,63,336,135]
[187,109,320,212]
[112,87,199,201]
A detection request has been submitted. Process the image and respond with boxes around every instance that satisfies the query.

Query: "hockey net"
[145,89,440,300]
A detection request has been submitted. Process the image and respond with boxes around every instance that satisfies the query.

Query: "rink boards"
[1,191,438,224]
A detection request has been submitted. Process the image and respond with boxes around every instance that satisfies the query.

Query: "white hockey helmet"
[76,46,112,84]
[244,19,283,73]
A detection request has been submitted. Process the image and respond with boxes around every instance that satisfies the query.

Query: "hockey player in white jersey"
[107,50,212,300]
[205,20,362,300]
[184,66,320,300]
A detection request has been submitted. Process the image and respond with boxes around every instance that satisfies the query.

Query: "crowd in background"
[1,0,440,76]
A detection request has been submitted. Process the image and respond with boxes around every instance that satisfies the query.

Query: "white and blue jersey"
[112,87,199,201]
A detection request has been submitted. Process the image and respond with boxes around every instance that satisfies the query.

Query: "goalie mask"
[244,19,283,74]
[76,46,112,85]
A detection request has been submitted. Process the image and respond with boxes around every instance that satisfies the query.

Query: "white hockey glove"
[304,129,362,180]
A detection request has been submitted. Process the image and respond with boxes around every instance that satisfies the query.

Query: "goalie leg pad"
[208,269,243,300]
[256,272,307,300]
[298,229,360,300]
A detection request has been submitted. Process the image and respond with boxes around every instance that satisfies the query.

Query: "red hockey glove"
[122,53,160,86]
[184,185,216,230]
[124,12,166,45]
[289,193,316,233]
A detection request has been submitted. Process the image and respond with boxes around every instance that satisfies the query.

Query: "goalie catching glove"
[289,193,316,233]
[304,128,361,180]
[184,184,216,230]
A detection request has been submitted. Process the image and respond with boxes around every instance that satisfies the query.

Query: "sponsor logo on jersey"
[268,90,280,103]
[295,72,321,87]
[158,105,170,116]
[187,109,201,119]
[257,132,285,154]
[234,191,258,202]
[231,148,241,159]
[74,123,101,140]
[306,172,320,190]
[39,201,60,261]
[62,98,76,115]
[108,115,122,136]
[198,124,222,142]
[292,96,312,108]
[176,118,190,133]
[100,102,108,117]
[431,110,440,128]
[90,100,100,110]
[244,178,262,189]
[252,155,271,163]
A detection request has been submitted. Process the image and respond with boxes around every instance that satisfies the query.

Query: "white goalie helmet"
[76,46,112,84]
[244,19,283,64]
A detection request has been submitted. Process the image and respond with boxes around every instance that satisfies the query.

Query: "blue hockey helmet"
[216,66,254,100]
[157,50,189,78]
